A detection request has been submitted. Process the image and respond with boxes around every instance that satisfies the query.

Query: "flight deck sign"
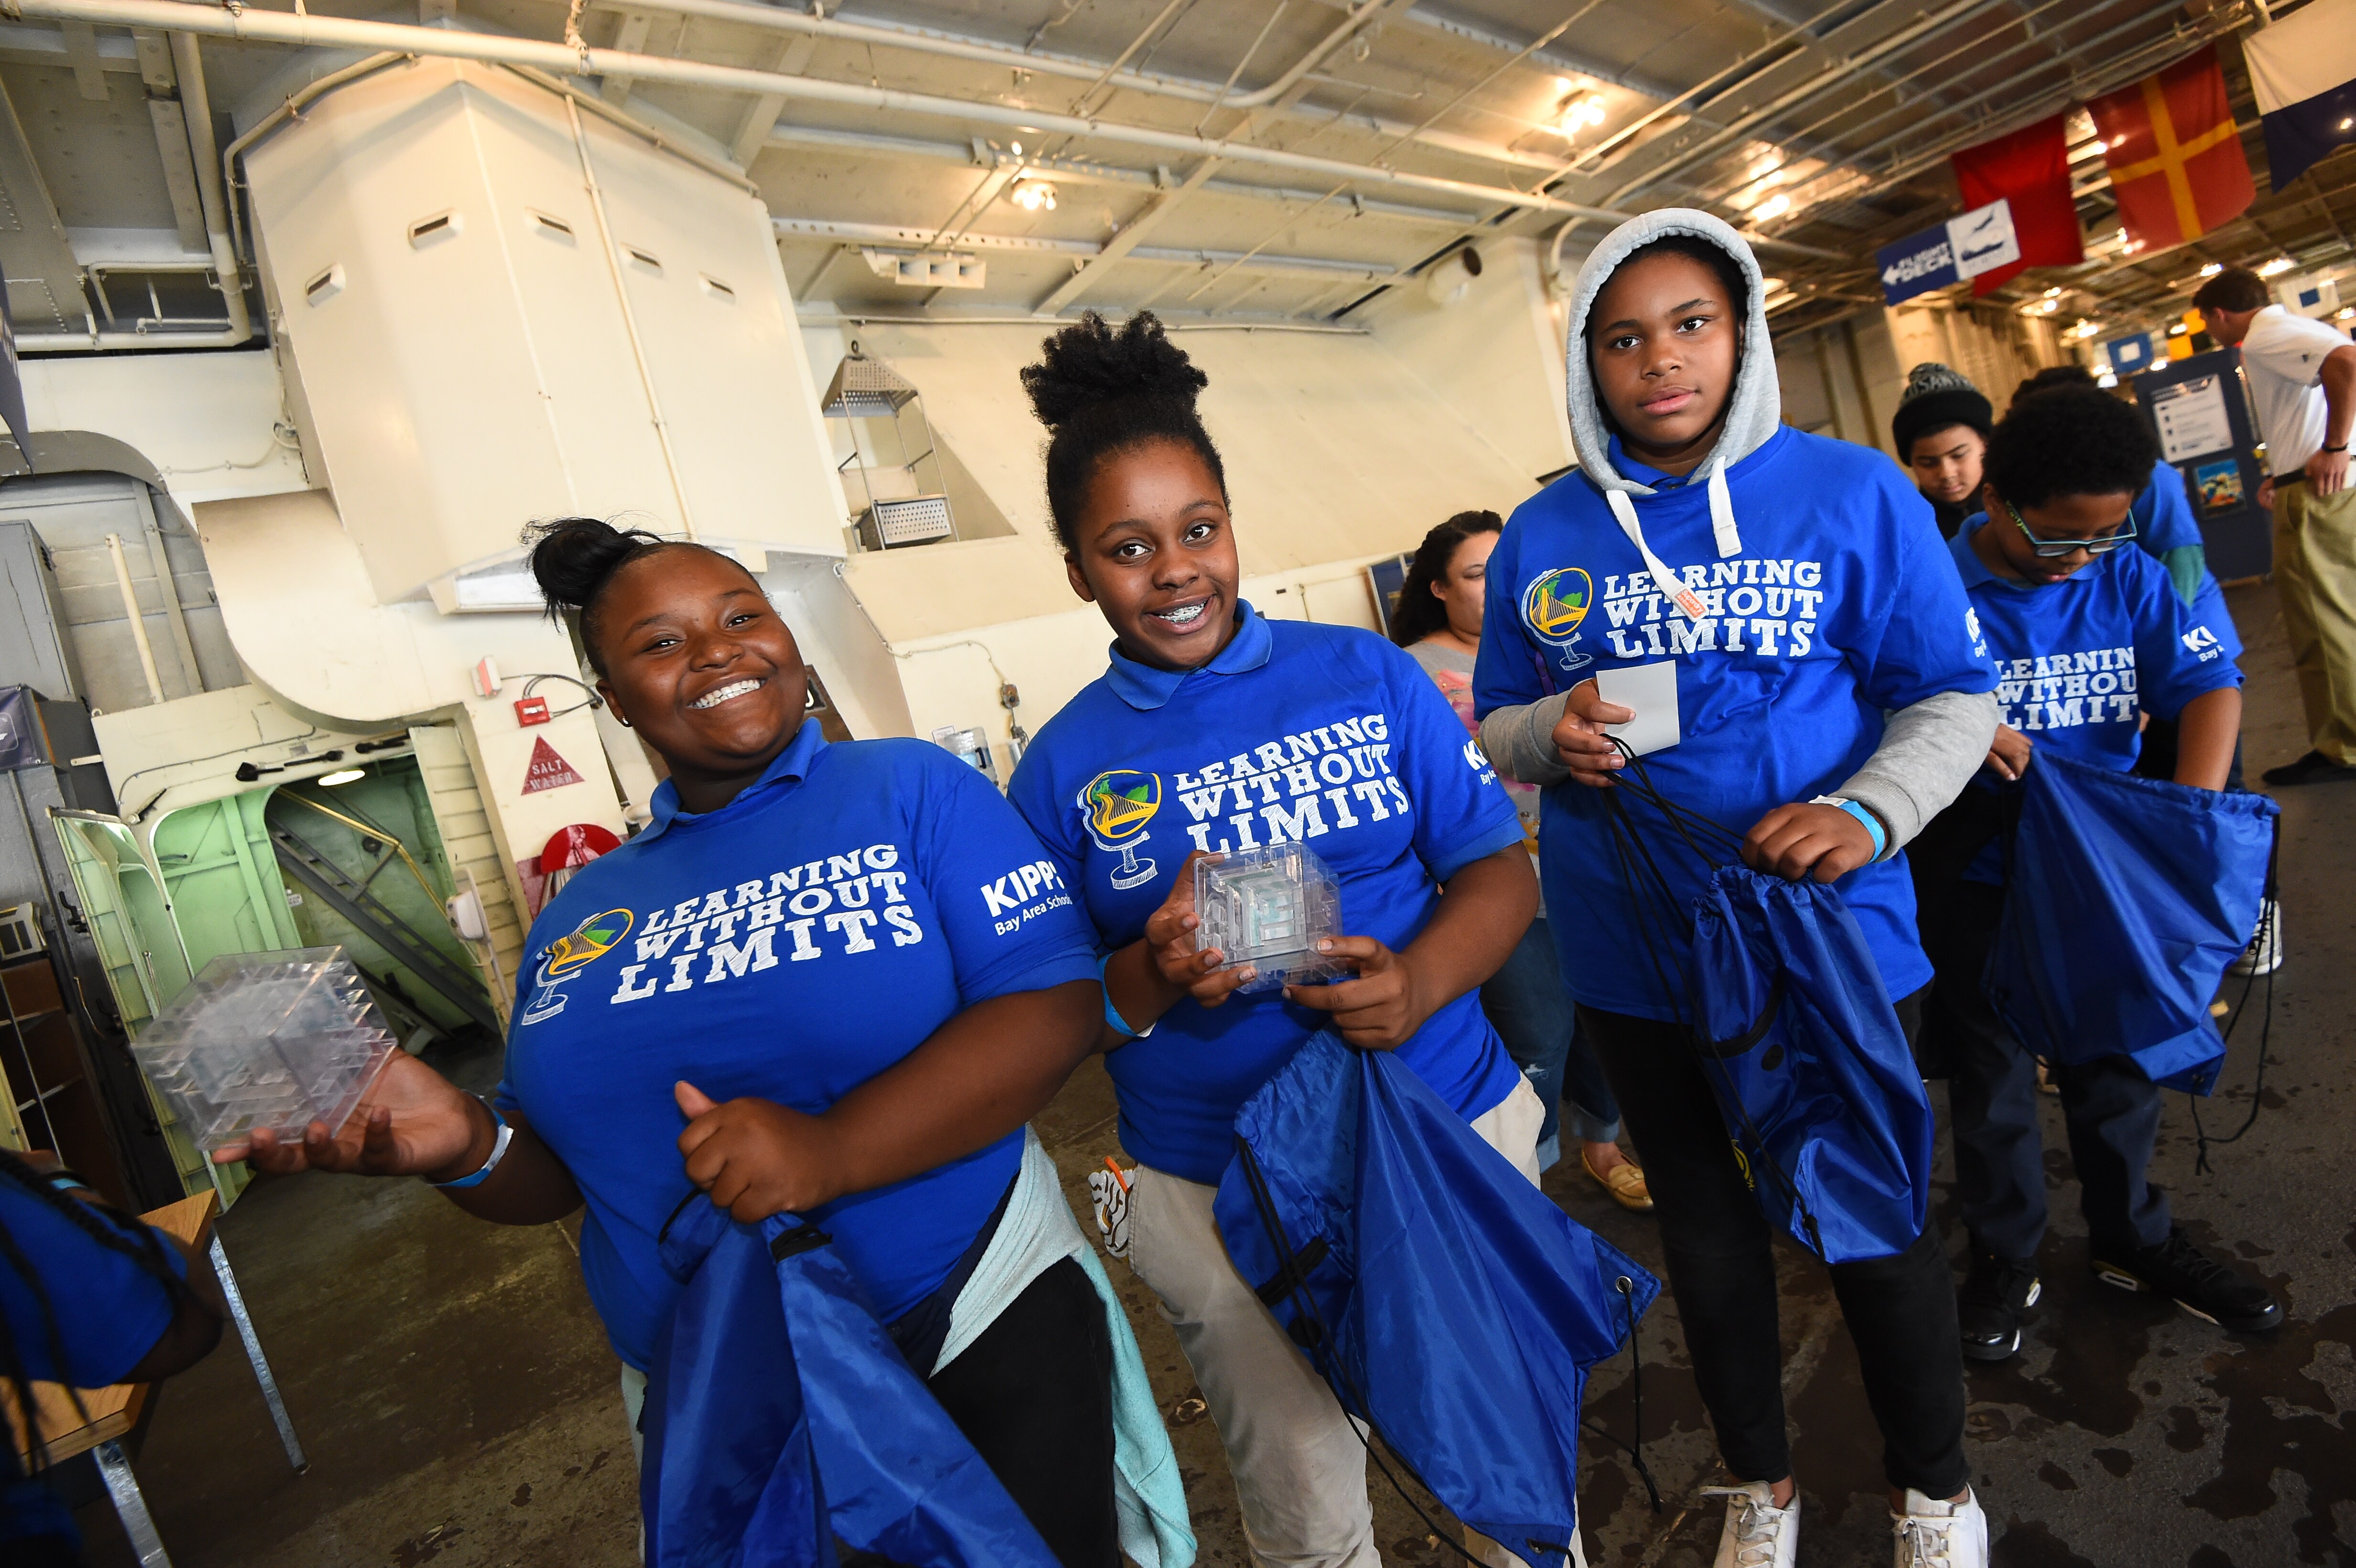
[1876,199,2021,305]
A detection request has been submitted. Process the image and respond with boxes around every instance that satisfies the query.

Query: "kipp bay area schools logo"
[1080,769,1161,891]
[521,907,634,1023]
[1522,567,1595,672]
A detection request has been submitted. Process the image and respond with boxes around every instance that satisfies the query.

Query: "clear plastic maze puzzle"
[132,947,399,1154]
[1193,843,1343,993]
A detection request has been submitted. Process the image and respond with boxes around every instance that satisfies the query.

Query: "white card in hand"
[1595,661,1681,757]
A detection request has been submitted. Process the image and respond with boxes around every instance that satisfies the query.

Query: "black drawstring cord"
[2190,821,2280,1174]
[1579,1275,1662,1513]
[1593,749,1833,1262]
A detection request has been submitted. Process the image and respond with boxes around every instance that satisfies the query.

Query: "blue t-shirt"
[1475,426,1997,1021]
[1953,512,2243,774]
[500,720,1098,1371]
[1008,603,1526,1185]
[0,1180,186,1388]
[2130,457,2241,660]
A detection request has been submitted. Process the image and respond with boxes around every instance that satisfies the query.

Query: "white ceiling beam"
[131,29,207,252]
[770,216,1396,284]
[547,0,1570,175]
[48,0,1847,259]
[1033,159,1221,315]
[58,20,109,98]
[761,121,1482,228]
[730,33,816,168]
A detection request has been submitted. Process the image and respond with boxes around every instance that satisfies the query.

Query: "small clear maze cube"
[1193,843,1343,994]
[131,947,399,1154]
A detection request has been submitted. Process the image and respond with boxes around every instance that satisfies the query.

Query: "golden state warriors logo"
[1079,770,1162,891]
[521,907,633,1024]
[1522,568,1594,673]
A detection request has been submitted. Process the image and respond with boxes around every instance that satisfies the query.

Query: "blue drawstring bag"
[1213,1033,1658,1567]
[1984,749,2278,1095]
[1690,866,1934,1265]
[640,1197,1057,1568]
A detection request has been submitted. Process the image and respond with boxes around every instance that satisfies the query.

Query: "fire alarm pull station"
[514,695,550,726]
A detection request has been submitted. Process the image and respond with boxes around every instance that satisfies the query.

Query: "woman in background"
[1389,511,1651,1209]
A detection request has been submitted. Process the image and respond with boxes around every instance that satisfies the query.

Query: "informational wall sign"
[1875,199,2019,305]
[2149,374,2235,464]
[522,735,586,794]
[2129,348,2270,579]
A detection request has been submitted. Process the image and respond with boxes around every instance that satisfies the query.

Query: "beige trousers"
[1123,1077,1558,1568]
[2273,477,2356,766]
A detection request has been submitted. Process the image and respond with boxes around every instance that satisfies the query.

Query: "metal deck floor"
[72,581,2351,1568]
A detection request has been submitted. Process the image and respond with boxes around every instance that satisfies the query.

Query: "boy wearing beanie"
[1893,363,1996,538]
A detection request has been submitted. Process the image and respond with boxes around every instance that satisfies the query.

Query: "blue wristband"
[1817,796,1887,860]
[1098,955,1152,1040]
[433,1099,513,1188]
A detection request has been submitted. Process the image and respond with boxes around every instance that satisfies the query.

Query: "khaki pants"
[1123,1078,1561,1568]
[2273,477,2356,766]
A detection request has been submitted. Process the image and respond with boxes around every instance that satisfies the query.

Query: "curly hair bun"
[1020,310,1207,432]
[526,517,668,612]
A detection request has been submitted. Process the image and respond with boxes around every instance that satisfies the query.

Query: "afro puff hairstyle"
[1020,310,1227,551]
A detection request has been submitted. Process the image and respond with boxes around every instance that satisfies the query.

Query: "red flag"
[2087,45,2254,251]
[1951,114,2083,295]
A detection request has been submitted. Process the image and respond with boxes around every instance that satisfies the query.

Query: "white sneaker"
[1891,1488,1988,1567]
[2227,898,2281,976]
[1702,1481,1800,1568]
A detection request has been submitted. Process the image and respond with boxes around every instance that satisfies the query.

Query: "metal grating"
[862,494,953,548]
[821,348,921,418]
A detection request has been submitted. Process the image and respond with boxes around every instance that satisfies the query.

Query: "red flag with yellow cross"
[2088,45,2255,251]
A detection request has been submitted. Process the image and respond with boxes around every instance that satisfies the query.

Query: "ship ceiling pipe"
[20,0,1848,261]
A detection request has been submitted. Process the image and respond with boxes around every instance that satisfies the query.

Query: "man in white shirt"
[2195,267,2356,785]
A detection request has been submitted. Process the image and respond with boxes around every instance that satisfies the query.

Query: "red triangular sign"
[522,736,586,795]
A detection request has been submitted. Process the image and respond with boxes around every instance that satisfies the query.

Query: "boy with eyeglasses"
[1912,387,2281,1364]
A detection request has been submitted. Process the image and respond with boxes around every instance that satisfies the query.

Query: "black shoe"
[1958,1246,2041,1362]
[2261,750,2356,787]
[2091,1229,2284,1331]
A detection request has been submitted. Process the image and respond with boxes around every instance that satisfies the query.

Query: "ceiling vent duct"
[860,248,986,290]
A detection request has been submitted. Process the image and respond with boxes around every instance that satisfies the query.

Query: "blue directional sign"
[1876,199,2019,306]
[2105,333,2156,376]
[1876,228,1958,305]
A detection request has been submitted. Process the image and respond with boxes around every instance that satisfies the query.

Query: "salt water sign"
[1875,199,2021,305]
[522,736,587,795]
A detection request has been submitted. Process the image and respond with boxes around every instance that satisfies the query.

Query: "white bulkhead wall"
[243,57,847,604]
[796,236,1574,777]
[55,58,893,969]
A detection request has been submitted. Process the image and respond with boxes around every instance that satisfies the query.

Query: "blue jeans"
[1478,918,1621,1171]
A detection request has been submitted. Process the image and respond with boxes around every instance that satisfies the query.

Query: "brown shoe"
[1583,1148,1654,1211]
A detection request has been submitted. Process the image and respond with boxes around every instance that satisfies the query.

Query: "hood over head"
[1562,209,1778,565]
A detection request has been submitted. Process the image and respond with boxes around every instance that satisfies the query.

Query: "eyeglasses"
[2002,497,2137,559]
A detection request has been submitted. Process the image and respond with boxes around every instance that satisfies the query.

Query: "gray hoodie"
[1480,209,1996,855]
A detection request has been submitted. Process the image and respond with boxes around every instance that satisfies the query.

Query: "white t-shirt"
[2241,305,2352,475]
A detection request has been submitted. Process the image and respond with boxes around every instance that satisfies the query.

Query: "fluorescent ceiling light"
[318,768,366,786]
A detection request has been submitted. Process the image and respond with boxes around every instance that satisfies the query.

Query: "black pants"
[854,1258,1118,1568]
[1580,991,1970,1498]
[1919,879,2172,1261]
